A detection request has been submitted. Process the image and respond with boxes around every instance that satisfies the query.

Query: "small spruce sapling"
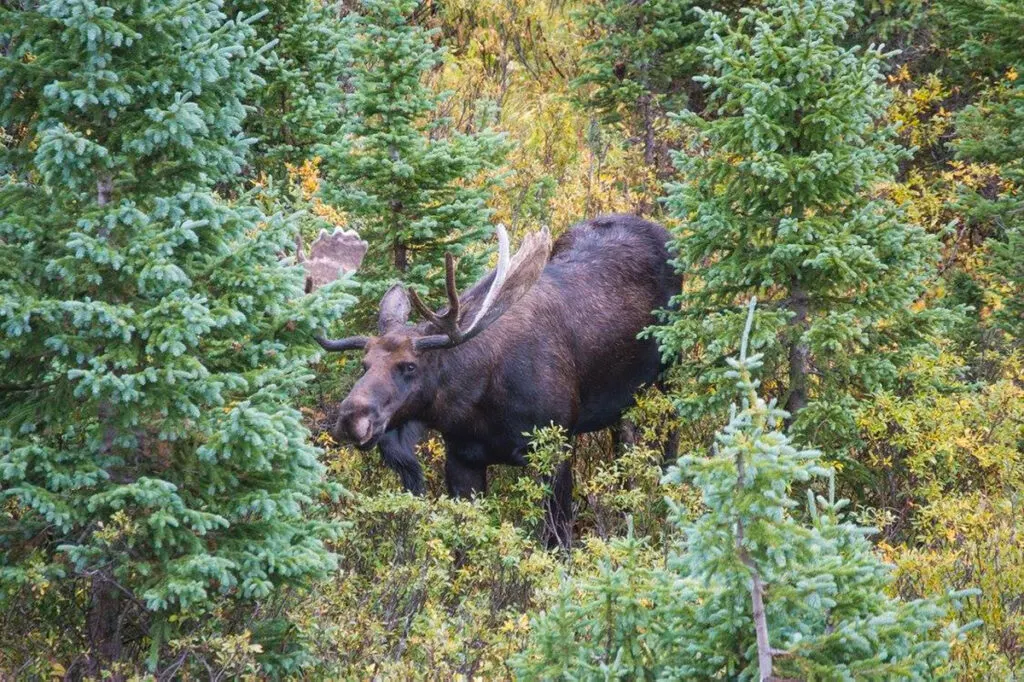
[517,300,970,680]
[662,299,960,680]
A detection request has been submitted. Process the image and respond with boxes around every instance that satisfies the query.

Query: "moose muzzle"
[333,398,382,448]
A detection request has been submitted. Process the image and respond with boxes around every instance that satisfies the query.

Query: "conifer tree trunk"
[394,237,408,273]
[640,92,655,168]
[389,144,409,274]
[785,280,809,418]
[86,578,123,676]
[749,568,773,681]
[737,448,774,681]
[87,176,123,676]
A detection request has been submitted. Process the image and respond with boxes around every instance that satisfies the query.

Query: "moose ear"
[378,284,412,334]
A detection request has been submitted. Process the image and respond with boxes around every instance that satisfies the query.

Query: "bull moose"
[315,214,678,545]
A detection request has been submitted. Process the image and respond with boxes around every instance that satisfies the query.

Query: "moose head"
[315,225,552,448]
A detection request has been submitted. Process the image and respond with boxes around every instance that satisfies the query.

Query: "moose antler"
[300,228,371,351]
[408,251,465,343]
[315,224,551,353]
[410,224,551,351]
[299,227,368,293]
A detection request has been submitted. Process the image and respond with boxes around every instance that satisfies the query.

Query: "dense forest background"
[1,0,1022,678]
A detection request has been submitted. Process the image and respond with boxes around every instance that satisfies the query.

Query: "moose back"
[315,214,679,543]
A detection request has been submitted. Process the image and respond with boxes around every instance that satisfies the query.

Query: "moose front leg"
[377,421,426,495]
[443,439,489,498]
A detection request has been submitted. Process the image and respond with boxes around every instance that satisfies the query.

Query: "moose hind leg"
[445,456,487,498]
[611,416,639,453]
[544,459,574,550]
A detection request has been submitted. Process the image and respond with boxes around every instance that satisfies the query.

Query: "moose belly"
[573,334,663,434]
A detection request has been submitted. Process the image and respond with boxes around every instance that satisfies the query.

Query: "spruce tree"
[651,0,944,448]
[0,0,350,671]
[240,0,350,184]
[320,0,507,316]
[985,225,1024,341]
[943,0,1024,342]
[657,301,954,680]
[573,0,704,169]
[516,302,958,680]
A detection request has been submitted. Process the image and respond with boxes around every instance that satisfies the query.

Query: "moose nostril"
[329,410,349,439]
[328,424,344,444]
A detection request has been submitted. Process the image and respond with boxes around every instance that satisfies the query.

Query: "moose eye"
[398,362,417,375]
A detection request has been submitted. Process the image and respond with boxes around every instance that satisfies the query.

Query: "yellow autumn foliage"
[888,72,953,150]
[857,349,1024,677]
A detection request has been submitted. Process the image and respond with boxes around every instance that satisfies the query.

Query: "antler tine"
[443,252,460,324]
[409,287,445,328]
[408,251,463,340]
[467,224,511,332]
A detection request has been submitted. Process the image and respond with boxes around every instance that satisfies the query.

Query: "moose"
[314,214,678,545]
